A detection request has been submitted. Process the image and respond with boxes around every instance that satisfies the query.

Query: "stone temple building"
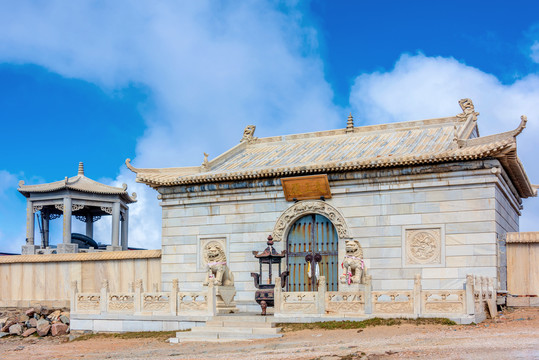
[125,98,536,313]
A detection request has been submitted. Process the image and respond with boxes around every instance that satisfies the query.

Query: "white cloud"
[0,170,25,253]
[350,53,539,231]
[0,1,340,249]
[90,169,161,249]
[0,170,17,197]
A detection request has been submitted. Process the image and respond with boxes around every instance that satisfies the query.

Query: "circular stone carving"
[408,231,438,264]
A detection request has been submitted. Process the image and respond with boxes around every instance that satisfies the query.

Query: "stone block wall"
[158,160,520,310]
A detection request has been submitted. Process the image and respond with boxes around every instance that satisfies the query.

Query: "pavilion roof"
[18,162,137,203]
[126,99,536,199]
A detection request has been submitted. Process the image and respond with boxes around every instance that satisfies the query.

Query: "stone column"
[58,197,78,253]
[42,211,49,248]
[63,197,72,244]
[121,207,129,251]
[107,202,122,251]
[22,200,38,255]
[85,214,93,239]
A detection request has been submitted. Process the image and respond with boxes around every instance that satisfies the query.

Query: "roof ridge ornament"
[78,162,84,176]
[456,98,479,120]
[513,115,527,137]
[346,113,354,133]
[240,125,258,144]
[125,158,138,173]
[201,152,209,169]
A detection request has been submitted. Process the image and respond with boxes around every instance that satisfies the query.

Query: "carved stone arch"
[272,200,351,242]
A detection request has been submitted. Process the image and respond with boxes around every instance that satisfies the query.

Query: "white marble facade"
[157,159,518,311]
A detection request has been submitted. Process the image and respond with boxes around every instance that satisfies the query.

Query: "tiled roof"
[506,232,539,243]
[127,101,536,198]
[19,163,137,203]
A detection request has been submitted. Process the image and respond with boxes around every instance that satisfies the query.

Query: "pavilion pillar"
[107,202,122,251]
[85,214,93,240]
[58,197,78,254]
[42,211,49,248]
[21,200,38,255]
[121,207,129,251]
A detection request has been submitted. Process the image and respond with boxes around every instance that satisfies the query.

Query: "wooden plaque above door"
[281,174,332,201]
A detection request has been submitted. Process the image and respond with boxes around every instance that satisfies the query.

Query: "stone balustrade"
[275,274,497,322]
[71,279,217,316]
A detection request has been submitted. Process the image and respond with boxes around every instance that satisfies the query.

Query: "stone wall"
[0,250,161,308]
[158,160,520,310]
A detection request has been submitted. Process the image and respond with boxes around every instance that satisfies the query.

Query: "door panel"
[287,214,338,292]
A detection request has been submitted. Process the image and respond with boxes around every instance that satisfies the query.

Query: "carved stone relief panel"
[76,294,101,311]
[272,200,350,242]
[403,226,445,267]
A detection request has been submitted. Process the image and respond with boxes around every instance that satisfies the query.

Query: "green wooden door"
[286,214,339,292]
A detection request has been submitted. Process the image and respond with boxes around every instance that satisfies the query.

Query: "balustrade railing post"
[274,277,282,314]
[465,274,475,315]
[476,276,483,311]
[364,275,372,314]
[171,279,179,316]
[207,282,216,316]
[488,277,496,299]
[100,279,109,314]
[317,276,326,315]
[70,280,78,313]
[413,274,421,316]
[134,279,143,314]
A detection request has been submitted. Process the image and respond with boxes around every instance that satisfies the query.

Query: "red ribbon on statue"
[344,255,364,269]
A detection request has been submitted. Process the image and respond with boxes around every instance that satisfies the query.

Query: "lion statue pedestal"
[202,241,238,314]
[215,286,238,314]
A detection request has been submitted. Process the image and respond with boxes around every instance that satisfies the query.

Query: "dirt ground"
[0,308,538,360]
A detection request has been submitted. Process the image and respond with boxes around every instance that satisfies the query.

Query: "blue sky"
[1,1,539,252]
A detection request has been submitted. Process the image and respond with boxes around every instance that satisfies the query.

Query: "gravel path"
[0,308,537,360]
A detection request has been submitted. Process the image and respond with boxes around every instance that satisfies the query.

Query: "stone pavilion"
[18,162,137,254]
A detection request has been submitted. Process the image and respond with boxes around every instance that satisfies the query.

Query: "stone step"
[205,320,275,328]
[190,326,281,335]
[170,331,282,343]
[213,315,273,323]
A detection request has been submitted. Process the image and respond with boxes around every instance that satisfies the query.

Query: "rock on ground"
[21,328,37,337]
[1,320,15,333]
[37,323,51,337]
[51,324,69,337]
[27,318,38,328]
[8,324,22,336]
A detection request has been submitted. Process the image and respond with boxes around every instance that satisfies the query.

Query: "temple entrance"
[286,214,339,292]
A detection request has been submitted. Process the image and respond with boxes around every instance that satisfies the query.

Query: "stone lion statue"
[340,239,365,285]
[202,242,234,286]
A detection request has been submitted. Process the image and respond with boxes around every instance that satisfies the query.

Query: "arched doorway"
[287,214,339,292]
